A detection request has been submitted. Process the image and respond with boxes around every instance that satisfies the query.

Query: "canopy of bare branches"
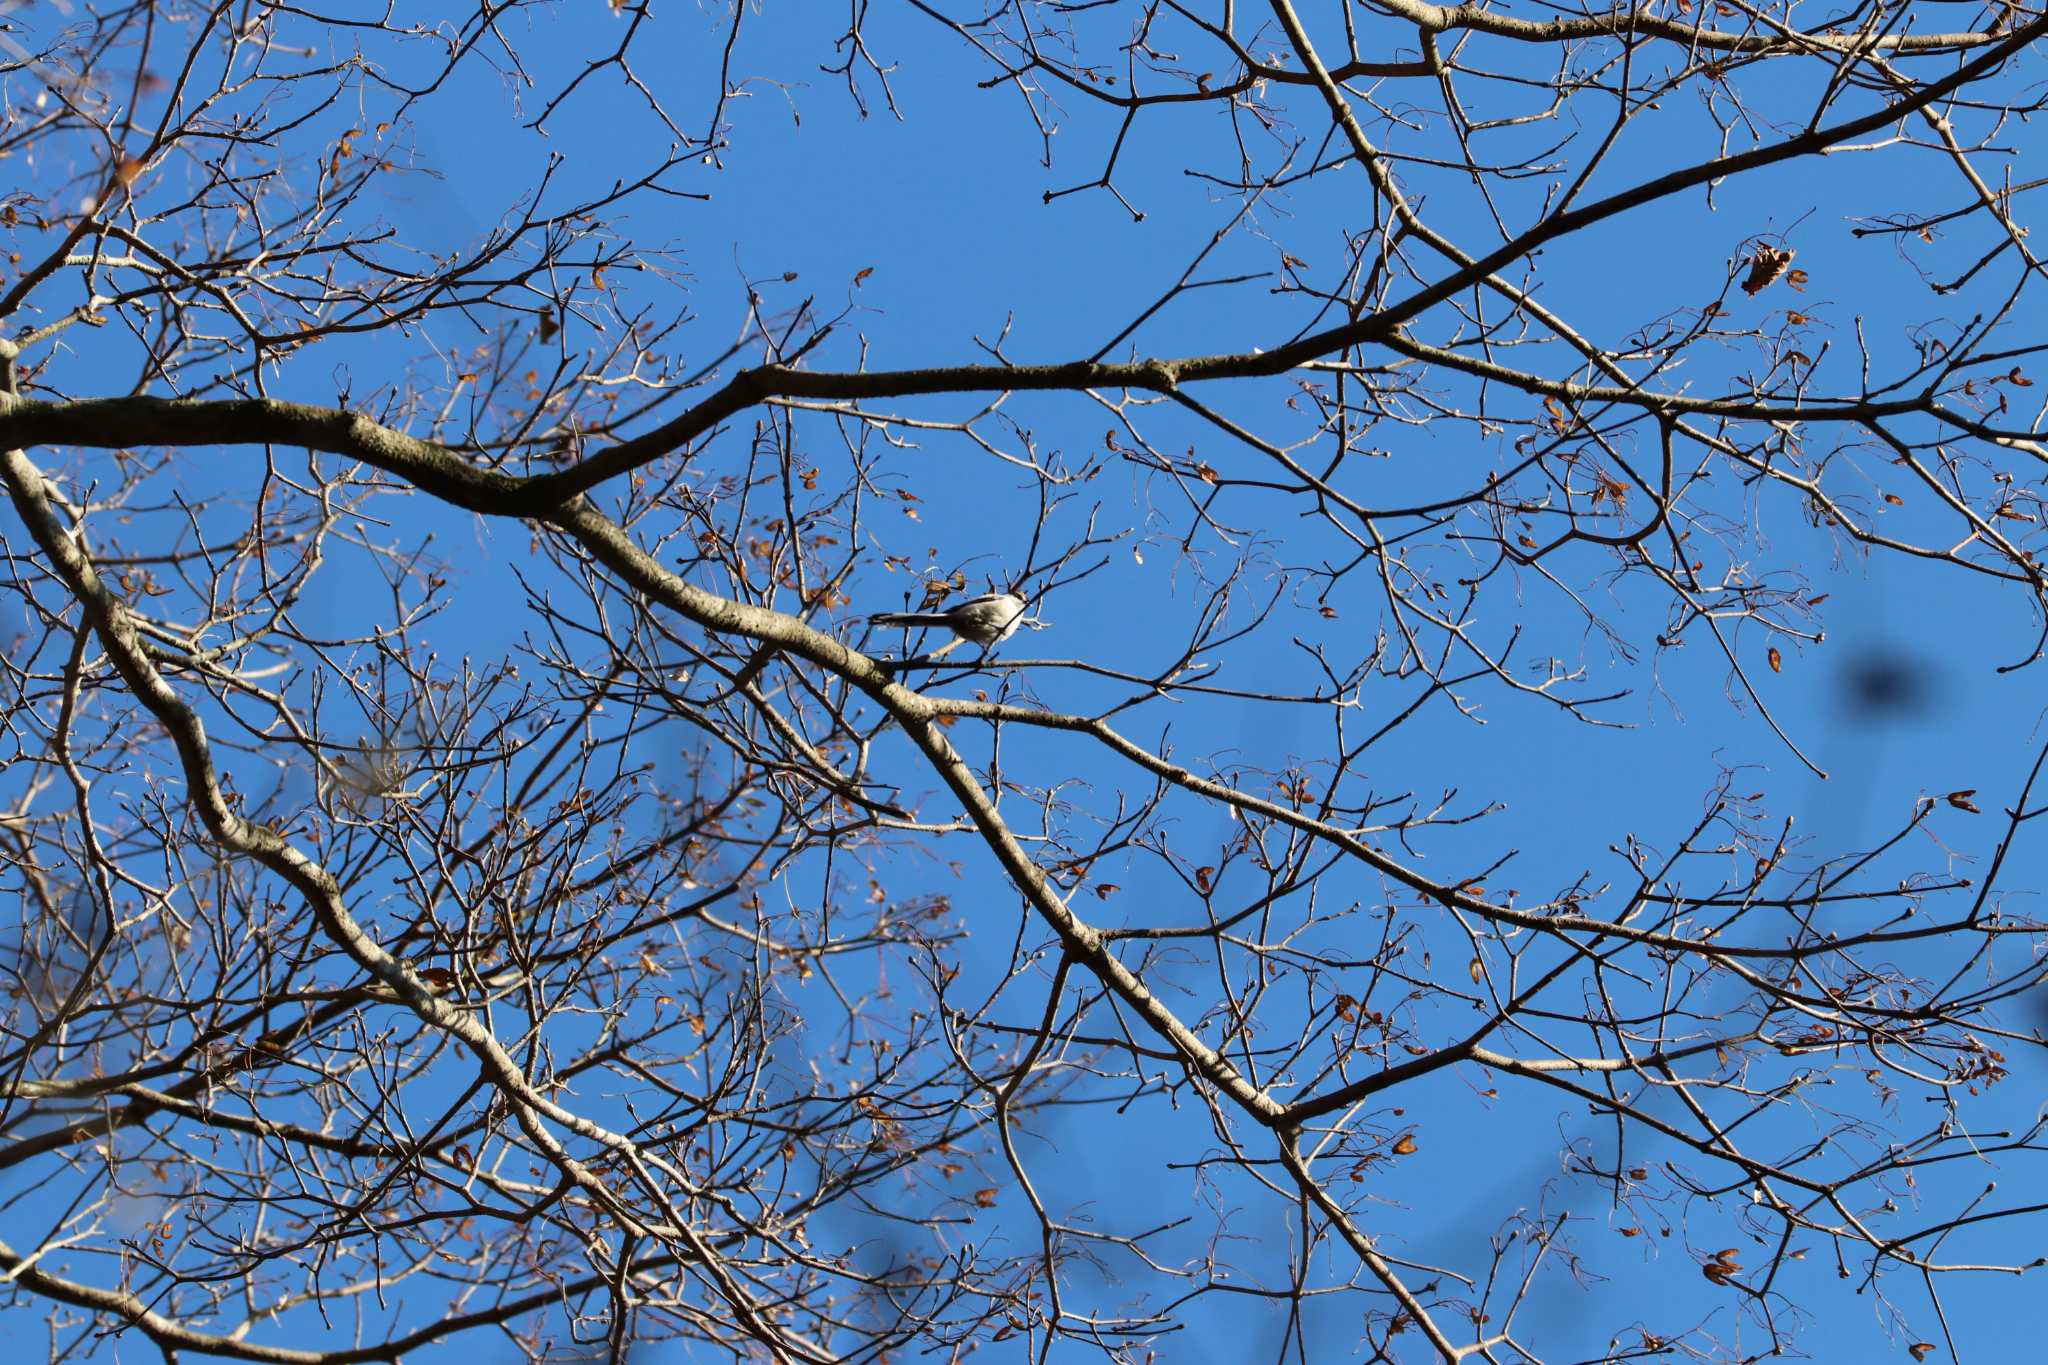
[2,1,2047,1361]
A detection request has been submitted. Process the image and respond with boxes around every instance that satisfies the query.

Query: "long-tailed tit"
[872,592,1032,658]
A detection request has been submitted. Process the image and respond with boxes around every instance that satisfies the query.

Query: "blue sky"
[4,1,2047,1361]
[387,8,2048,1356]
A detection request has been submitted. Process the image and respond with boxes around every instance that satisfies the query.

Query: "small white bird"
[872,592,1029,658]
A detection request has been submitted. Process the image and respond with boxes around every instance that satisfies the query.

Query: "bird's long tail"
[872,611,951,628]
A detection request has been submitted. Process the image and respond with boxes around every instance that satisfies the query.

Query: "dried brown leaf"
[1740,246,1794,296]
